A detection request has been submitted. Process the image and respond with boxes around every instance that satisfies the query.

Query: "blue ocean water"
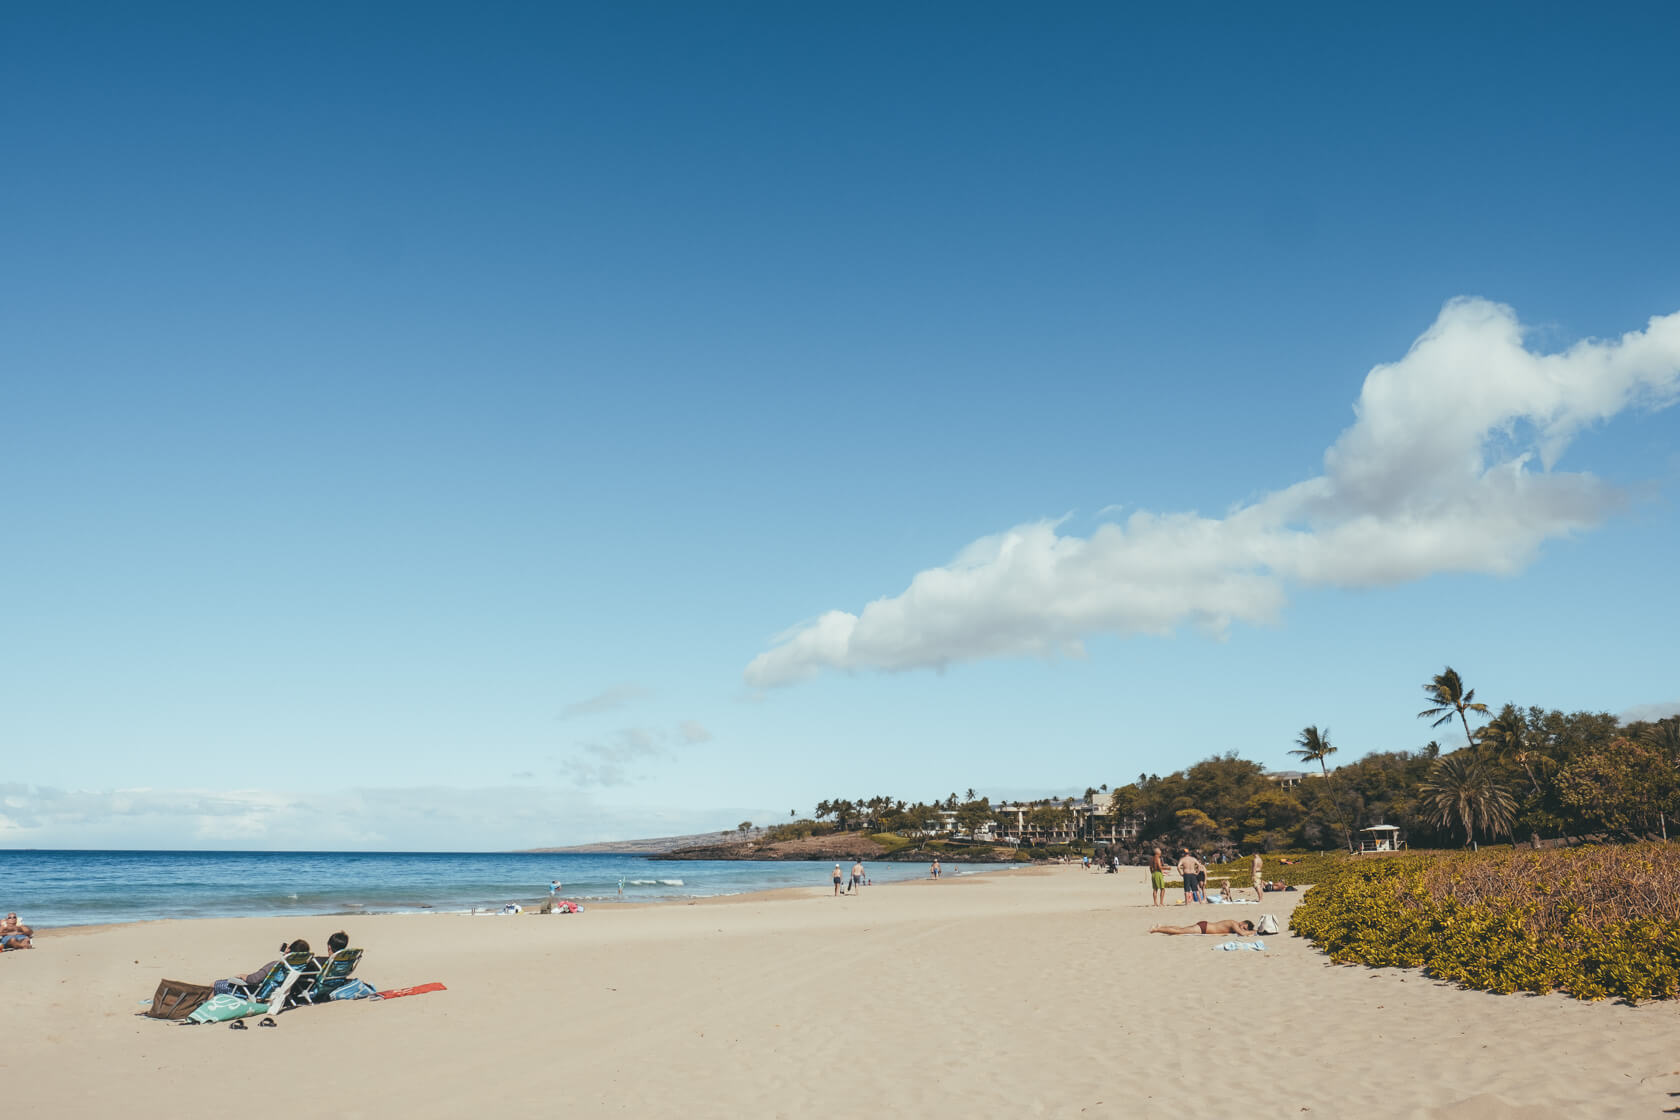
[0,850,976,928]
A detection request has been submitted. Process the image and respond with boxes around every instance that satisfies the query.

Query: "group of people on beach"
[1140,848,1267,937]
[1147,847,1267,907]
[2,912,33,951]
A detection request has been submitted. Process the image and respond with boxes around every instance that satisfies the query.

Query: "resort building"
[988,792,1146,846]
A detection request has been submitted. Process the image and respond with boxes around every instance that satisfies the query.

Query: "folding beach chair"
[290,948,364,1006]
[226,954,302,1003]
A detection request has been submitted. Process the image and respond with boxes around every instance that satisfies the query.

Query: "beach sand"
[5,867,1677,1118]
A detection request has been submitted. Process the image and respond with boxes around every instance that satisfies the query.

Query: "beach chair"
[290,948,363,1006]
[226,953,306,1003]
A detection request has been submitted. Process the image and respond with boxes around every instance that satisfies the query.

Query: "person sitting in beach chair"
[216,942,318,998]
[1149,918,1256,937]
[289,946,364,1006]
[1,912,34,950]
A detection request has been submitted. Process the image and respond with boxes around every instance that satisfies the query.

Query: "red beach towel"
[378,982,447,1000]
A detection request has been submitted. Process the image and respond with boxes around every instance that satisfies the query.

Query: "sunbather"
[1,912,33,950]
[1149,918,1256,936]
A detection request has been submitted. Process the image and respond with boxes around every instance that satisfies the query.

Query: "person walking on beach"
[930,858,941,879]
[1148,848,1168,907]
[1250,850,1265,902]
[833,864,844,896]
[850,860,865,893]
[1176,849,1200,904]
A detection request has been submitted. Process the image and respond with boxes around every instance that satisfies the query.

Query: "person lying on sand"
[1149,918,1256,936]
[1,912,33,950]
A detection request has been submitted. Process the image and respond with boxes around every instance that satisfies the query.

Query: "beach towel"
[1214,940,1266,951]
[328,979,379,1001]
[187,993,269,1023]
[376,982,446,1000]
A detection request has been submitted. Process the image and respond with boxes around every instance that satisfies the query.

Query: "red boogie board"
[378,982,447,1000]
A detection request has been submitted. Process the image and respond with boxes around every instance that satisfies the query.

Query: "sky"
[3,3,1679,850]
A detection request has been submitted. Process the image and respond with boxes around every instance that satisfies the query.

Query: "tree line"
[1111,666,1678,850]
[785,666,1678,853]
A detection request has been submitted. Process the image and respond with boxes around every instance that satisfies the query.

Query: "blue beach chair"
[290,947,363,1005]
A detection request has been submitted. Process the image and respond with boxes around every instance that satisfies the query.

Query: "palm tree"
[1290,725,1337,776]
[1290,726,1349,850]
[1640,717,1680,759]
[1418,666,1490,749]
[1476,703,1547,798]
[1419,751,1516,847]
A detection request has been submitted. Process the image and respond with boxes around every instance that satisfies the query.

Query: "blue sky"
[4,4,1678,849]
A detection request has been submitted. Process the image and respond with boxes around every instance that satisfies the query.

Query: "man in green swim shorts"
[1148,848,1168,907]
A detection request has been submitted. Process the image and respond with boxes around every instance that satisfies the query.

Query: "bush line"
[1289,844,1680,1003]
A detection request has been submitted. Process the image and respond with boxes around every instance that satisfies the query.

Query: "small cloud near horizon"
[0,782,764,851]
[559,720,713,788]
[561,682,653,718]
[1620,701,1680,724]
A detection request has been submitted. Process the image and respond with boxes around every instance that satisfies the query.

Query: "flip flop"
[258,1017,277,1028]
[229,1020,248,1030]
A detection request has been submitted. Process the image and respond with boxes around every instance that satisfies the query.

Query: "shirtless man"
[850,861,865,893]
[833,864,844,896]
[1149,918,1256,936]
[1148,848,1168,907]
[1176,849,1200,904]
[1250,850,1266,902]
[1,912,34,950]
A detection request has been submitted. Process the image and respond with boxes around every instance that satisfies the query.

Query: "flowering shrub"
[1289,844,1680,1002]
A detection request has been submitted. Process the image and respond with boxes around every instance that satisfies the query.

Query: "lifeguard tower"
[1356,824,1403,853]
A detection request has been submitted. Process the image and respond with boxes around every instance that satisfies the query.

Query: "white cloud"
[0,782,756,850]
[560,682,652,718]
[559,721,713,787]
[746,299,1680,687]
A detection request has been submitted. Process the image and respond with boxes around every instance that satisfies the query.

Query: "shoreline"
[19,862,1027,935]
[8,866,1678,1118]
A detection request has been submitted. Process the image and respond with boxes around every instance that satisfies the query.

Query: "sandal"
[229,1020,248,1030]
[258,1017,277,1028]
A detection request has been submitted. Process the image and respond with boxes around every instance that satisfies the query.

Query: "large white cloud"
[745,299,1680,688]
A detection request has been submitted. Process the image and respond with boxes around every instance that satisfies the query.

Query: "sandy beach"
[5,867,1677,1119]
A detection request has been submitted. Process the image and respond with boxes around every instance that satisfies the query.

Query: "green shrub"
[1290,844,1680,1003]
[868,833,912,854]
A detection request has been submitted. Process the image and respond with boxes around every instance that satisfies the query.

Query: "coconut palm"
[1419,751,1516,847]
[1290,726,1349,850]
[1418,666,1490,749]
[1289,725,1338,776]
[1475,703,1549,798]
[1640,716,1680,759]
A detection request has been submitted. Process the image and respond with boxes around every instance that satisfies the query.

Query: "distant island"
[519,830,745,855]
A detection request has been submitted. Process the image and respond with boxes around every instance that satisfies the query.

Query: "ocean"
[0,849,986,928]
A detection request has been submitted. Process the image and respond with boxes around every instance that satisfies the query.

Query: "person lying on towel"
[1149,918,1256,937]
